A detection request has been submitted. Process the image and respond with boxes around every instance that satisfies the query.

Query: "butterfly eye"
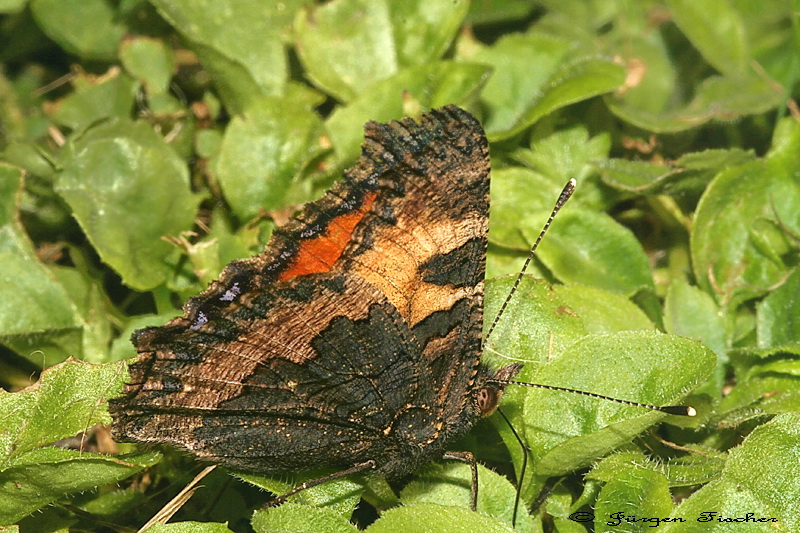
[475,386,500,417]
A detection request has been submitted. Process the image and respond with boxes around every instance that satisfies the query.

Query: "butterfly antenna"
[495,380,697,416]
[484,178,577,344]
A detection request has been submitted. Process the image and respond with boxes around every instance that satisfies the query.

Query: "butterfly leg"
[442,450,478,511]
[264,460,377,507]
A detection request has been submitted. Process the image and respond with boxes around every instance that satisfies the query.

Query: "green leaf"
[216,98,325,222]
[691,118,800,308]
[401,463,536,533]
[667,0,750,76]
[522,331,714,477]
[295,0,468,102]
[48,68,139,131]
[252,503,358,533]
[150,0,306,113]
[489,56,625,140]
[30,0,126,61]
[55,119,202,290]
[0,0,26,14]
[662,413,800,532]
[756,267,800,351]
[598,149,755,196]
[0,448,159,525]
[664,278,727,395]
[606,73,785,133]
[366,502,515,533]
[470,33,571,134]
[234,468,364,518]
[0,359,126,461]
[47,264,114,363]
[595,467,674,532]
[483,277,712,504]
[663,279,726,355]
[119,37,175,95]
[0,359,159,524]
[145,522,235,533]
[534,209,655,296]
[0,164,81,353]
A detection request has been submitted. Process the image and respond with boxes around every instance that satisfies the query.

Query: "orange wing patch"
[279,192,378,282]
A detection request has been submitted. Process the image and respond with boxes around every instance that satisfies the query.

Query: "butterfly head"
[475,363,523,417]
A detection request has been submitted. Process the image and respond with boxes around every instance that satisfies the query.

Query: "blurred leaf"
[0,0,26,14]
[150,0,307,113]
[296,0,468,102]
[216,97,325,222]
[667,0,750,76]
[467,29,627,137]
[30,0,126,61]
[607,73,785,132]
[55,119,202,290]
[48,68,139,131]
[598,149,755,196]
[119,37,174,95]
[664,277,726,355]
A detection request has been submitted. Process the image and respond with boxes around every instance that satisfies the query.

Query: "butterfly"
[109,105,522,506]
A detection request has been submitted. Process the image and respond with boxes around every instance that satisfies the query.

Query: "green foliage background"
[1,0,799,531]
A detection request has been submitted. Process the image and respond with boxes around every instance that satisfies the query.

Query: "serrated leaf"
[145,522,235,533]
[661,413,800,532]
[400,462,536,533]
[0,448,159,525]
[522,332,714,477]
[252,503,357,533]
[691,118,800,308]
[366,502,515,533]
[595,467,674,533]
[234,468,363,518]
[0,359,126,461]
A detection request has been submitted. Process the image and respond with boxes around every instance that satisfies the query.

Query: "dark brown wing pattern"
[109,106,507,478]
